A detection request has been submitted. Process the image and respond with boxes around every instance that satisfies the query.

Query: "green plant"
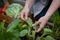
[6,3,23,18]
[50,10,60,40]
[0,18,55,40]
[0,3,60,40]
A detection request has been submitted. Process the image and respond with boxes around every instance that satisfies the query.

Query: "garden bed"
[0,1,60,40]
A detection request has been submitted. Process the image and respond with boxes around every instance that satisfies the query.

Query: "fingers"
[20,11,28,21]
[20,7,30,21]
[25,12,28,20]
[36,21,46,32]
[32,18,46,32]
[20,12,25,21]
[36,23,44,32]
[32,21,40,26]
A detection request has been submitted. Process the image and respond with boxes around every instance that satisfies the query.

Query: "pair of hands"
[20,7,49,32]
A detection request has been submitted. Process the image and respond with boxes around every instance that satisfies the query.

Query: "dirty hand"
[32,16,49,32]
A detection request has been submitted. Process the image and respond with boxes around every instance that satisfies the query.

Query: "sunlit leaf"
[7,19,21,32]
[19,29,28,37]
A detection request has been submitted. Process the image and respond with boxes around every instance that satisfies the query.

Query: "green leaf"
[40,38,46,40]
[19,29,28,37]
[31,31,36,40]
[33,26,39,30]
[7,19,21,32]
[0,20,6,31]
[17,23,23,31]
[22,24,27,28]
[26,18,33,27]
[36,37,40,40]
[43,28,52,34]
[45,36,55,40]
[6,3,23,18]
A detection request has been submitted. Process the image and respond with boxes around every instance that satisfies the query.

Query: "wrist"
[43,16,50,21]
[25,4,31,10]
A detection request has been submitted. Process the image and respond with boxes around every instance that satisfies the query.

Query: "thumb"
[32,21,40,26]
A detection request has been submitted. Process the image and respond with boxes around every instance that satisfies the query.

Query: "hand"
[32,16,49,32]
[20,6,30,21]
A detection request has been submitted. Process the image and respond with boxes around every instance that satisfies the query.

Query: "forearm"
[24,0,35,10]
[45,0,60,19]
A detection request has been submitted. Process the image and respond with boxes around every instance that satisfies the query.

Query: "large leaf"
[45,36,55,40]
[7,19,21,32]
[43,28,52,34]
[6,3,23,18]
[19,29,28,37]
